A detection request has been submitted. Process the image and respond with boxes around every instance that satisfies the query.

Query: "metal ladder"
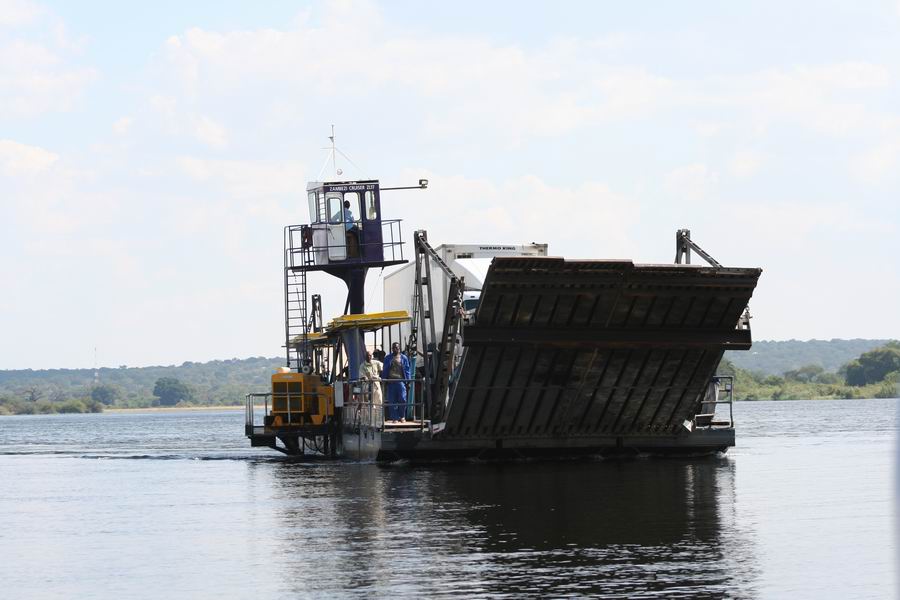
[284,224,321,372]
[284,267,310,371]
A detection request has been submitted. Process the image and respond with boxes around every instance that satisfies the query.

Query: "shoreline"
[2,397,896,418]
[104,405,244,413]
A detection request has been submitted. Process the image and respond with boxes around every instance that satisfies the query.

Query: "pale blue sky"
[1,0,899,369]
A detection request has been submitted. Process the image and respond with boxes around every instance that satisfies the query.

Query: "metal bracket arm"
[675,229,723,268]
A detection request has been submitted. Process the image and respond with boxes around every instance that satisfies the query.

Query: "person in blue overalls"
[382,342,411,422]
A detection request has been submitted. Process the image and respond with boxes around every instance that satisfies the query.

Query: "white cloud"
[0,39,97,118]
[112,116,133,135]
[10,180,118,234]
[725,62,892,136]
[851,142,900,184]
[176,156,304,198]
[150,94,177,116]
[664,163,719,202]
[591,67,674,118]
[741,201,898,268]
[693,121,724,137]
[0,0,41,27]
[729,150,766,179]
[192,115,228,148]
[1,140,120,235]
[742,200,895,243]
[0,2,95,117]
[153,19,674,145]
[0,139,58,176]
[393,170,640,258]
[799,61,889,89]
[24,236,139,277]
[150,12,897,154]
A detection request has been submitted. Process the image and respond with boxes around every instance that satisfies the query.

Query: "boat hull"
[341,425,733,463]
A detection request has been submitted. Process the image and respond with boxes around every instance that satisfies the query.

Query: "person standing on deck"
[358,350,383,408]
[382,342,411,422]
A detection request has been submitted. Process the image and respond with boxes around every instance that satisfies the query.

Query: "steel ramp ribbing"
[442,258,761,440]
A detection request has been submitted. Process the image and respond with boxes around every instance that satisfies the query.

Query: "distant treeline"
[1,340,898,415]
[719,341,900,400]
[725,338,892,375]
[0,357,284,415]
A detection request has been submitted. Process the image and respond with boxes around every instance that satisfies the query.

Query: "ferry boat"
[245,175,761,461]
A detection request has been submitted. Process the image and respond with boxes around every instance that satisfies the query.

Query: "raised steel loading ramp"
[440,257,761,446]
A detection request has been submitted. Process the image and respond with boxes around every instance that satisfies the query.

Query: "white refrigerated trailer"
[382,243,549,350]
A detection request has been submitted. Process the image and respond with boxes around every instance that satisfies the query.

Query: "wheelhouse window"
[327,192,344,223]
[308,192,318,223]
[365,191,378,220]
[344,192,360,228]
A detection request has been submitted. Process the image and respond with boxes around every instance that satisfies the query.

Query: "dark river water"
[0,399,896,599]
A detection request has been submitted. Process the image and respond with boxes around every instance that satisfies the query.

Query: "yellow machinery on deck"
[250,311,411,452]
[268,371,334,427]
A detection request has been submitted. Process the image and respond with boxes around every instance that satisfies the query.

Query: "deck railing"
[693,375,734,430]
[246,378,429,436]
[343,378,428,434]
[244,392,270,435]
[284,220,404,269]
[245,389,334,433]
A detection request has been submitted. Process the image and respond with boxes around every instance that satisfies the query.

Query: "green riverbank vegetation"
[0,357,283,415]
[719,341,900,400]
[1,342,898,415]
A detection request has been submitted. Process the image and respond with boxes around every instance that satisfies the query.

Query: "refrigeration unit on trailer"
[382,243,549,351]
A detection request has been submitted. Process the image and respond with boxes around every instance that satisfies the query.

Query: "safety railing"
[245,389,334,434]
[245,392,270,435]
[284,220,404,269]
[247,377,429,436]
[342,378,428,434]
[693,375,734,429]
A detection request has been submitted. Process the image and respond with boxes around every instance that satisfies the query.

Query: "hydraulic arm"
[407,231,465,422]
